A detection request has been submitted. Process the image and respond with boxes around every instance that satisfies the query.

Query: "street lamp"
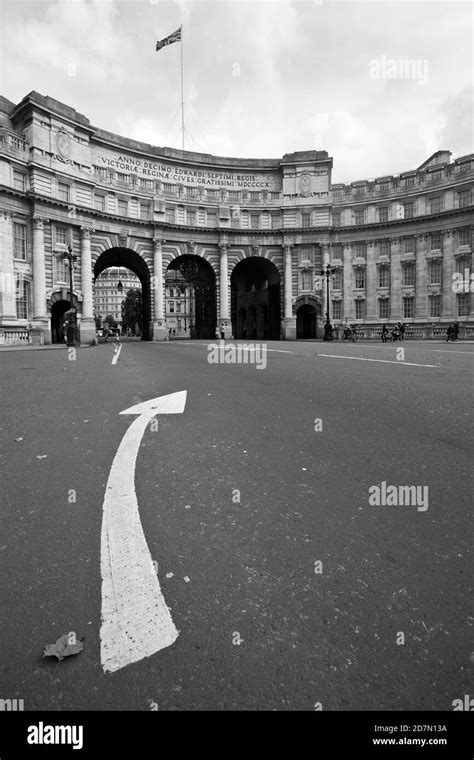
[321,262,336,341]
[62,243,79,346]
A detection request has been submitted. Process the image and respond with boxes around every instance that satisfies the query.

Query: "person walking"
[381,324,388,343]
[220,325,225,341]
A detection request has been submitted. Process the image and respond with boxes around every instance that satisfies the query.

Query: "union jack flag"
[156,27,182,52]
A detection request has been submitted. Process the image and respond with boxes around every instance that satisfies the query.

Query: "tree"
[121,289,142,335]
[94,315,101,330]
[104,313,117,329]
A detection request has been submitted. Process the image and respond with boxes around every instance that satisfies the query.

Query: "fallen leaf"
[36,455,47,460]
[42,633,84,661]
[183,576,190,583]
[15,437,24,442]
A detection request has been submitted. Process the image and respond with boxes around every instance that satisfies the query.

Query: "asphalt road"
[0,338,472,711]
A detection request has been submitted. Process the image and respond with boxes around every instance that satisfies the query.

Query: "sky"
[0,0,472,183]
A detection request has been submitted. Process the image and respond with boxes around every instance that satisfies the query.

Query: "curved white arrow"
[100,391,187,673]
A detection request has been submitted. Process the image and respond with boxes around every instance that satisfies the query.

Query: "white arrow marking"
[111,343,122,365]
[100,390,187,673]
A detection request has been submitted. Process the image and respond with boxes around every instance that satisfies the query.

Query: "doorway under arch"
[165,255,216,339]
[94,248,151,340]
[231,257,280,340]
[51,300,70,343]
[296,303,317,339]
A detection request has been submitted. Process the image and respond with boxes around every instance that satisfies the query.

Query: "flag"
[155,27,181,52]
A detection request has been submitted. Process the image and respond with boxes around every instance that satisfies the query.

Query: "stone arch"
[94,247,152,340]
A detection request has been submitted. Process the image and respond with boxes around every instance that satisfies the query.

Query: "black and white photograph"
[0,0,472,751]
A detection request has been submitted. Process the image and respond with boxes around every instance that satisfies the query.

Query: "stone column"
[365,241,378,322]
[441,230,455,320]
[319,243,330,338]
[415,233,428,322]
[152,237,167,340]
[32,214,50,343]
[0,211,17,321]
[281,243,296,339]
[80,226,96,344]
[390,237,402,321]
[342,243,353,321]
[219,242,232,338]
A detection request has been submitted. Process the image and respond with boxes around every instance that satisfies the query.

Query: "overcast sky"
[0,0,472,182]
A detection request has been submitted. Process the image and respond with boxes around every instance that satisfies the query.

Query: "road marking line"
[111,343,122,365]
[100,391,186,673]
[317,354,439,367]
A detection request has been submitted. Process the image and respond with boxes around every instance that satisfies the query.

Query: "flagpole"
[180,25,184,150]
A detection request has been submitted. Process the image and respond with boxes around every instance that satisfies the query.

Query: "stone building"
[0,90,472,346]
[94,266,140,331]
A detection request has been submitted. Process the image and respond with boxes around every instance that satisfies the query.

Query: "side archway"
[231,257,281,340]
[94,248,151,340]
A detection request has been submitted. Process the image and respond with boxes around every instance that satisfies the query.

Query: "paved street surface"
[0,339,472,711]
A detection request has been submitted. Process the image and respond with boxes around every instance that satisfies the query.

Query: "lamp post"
[321,262,336,341]
[62,244,79,346]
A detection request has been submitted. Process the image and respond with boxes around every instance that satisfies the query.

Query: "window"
[270,214,281,228]
[403,297,414,318]
[404,237,415,254]
[169,302,174,313]
[300,271,312,291]
[430,232,442,250]
[301,212,311,228]
[429,260,442,284]
[429,295,441,317]
[13,170,25,191]
[430,169,442,180]
[404,202,414,219]
[403,176,415,186]
[459,162,471,174]
[379,240,390,256]
[354,210,365,225]
[333,270,343,289]
[207,211,217,226]
[55,255,68,283]
[332,244,342,260]
[458,190,471,208]
[457,293,470,316]
[332,212,341,226]
[176,302,181,313]
[140,203,150,220]
[458,228,470,247]
[378,299,390,319]
[165,208,175,224]
[354,242,366,259]
[250,191,259,201]
[378,267,390,288]
[58,182,70,202]
[378,207,389,222]
[16,278,30,319]
[355,300,365,319]
[402,263,415,286]
[117,199,127,216]
[332,300,342,320]
[13,223,26,259]
[430,196,442,214]
[355,269,366,289]
[55,226,68,246]
[94,195,105,211]
[299,249,312,265]
[250,214,259,229]
[187,210,196,226]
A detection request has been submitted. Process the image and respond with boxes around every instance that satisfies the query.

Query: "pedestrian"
[215,326,221,341]
[446,324,452,342]
[220,325,225,341]
[381,324,388,343]
[453,321,459,341]
[103,326,109,343]
[399,323,405,341]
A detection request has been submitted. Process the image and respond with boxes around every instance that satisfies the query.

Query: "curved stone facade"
[0,90,472,344]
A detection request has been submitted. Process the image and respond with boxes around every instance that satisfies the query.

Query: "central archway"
[94,248,151,340]
[231,257,281,340]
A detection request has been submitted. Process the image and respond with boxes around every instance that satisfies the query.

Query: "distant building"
[0,90,472,345]
[94,266,139,328]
